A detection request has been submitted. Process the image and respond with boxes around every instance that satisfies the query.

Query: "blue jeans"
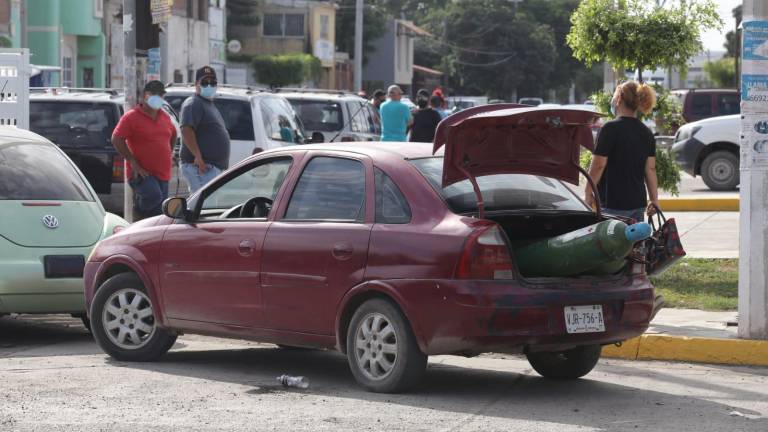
[129,175,169,219]
[181,163,222,193]
[602,207,646,223]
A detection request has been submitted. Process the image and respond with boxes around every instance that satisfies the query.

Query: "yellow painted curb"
[602,334,768,367]
[658,198,739,212]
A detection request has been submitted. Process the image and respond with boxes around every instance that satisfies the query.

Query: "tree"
[724,5,743,58]
[417,0,556,99]
[567,0,722,83]
[252,54,321,88]
[704,58,737,88]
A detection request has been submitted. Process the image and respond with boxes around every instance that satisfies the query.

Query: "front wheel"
[701,150,739,191]
[526,345,601,380]
[346,298,427,393]
[90,273,176,362]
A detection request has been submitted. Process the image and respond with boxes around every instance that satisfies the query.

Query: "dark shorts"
[602,207,646,223]
[129,175,169,219]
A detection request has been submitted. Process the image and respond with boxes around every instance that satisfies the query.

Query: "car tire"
[701,151,739,191]
[346,298,427,393]
[526,345,602,380]
[90,273,176,362]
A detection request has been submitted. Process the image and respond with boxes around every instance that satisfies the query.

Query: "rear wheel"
[346,298,427,393]
[90,273,176,361]
[701,150,739,191]
[526,345,601,380]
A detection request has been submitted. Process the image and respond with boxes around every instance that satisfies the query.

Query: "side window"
[717,94,740,116]
[375,168,411,224]
[354,102,371,134]
[199,158,292,215]
[367,105,381,134]
[260,97,304,143]
[284,157,366,221]
[690,94,712,117]
[349,102,363,133]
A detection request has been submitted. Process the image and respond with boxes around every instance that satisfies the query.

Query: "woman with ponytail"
[585,80,660,221]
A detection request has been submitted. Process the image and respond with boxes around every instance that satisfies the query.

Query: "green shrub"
[252,53,322,88]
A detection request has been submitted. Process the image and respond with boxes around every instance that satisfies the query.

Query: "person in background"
[111,80,176,220]
[370,89,386,111]
[432,88,450,118]
[179,65,230,193]
[380,85,412,142]
[410,95,443,143]
[585,80,660,221]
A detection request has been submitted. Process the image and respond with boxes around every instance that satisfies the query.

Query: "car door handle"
[238,239,255,257]
[332,243,354,261]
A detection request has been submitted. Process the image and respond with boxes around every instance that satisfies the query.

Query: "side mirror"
[162,197,190,220]
[308,132,325,144]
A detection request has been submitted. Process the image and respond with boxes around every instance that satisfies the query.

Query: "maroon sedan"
[84,106,655,393]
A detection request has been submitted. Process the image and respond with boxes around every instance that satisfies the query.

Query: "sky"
[700,0,742,53]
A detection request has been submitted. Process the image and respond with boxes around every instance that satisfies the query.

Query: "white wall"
[167,15,210,82]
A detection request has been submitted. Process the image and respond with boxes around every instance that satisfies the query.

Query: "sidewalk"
[666,211,738,258]
[602,308,768,367]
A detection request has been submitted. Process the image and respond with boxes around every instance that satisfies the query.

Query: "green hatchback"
[0,127,127,322]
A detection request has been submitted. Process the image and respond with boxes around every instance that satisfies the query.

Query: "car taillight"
[112,155,125,182]
[340,137,355,142]
[455,225,515,280]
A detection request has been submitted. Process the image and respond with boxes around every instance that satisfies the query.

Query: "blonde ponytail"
[617,81,657,115]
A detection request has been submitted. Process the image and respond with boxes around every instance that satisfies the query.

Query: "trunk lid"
[433,106,600,187]
[0,201,104,247]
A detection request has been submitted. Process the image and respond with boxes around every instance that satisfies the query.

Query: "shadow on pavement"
[0,314,96,358]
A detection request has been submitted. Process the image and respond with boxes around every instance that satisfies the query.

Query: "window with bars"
[262,13,305,37]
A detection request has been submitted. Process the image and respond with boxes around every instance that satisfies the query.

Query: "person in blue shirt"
[380,85,413,142]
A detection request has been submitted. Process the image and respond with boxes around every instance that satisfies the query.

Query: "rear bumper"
[389,276,654,355]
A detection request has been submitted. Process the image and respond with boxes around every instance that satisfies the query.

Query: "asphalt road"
[1,315,767,432]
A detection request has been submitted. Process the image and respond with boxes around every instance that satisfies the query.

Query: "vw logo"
[42,215,59,229]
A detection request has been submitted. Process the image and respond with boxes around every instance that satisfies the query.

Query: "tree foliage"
[252,54,321,88]
[704,58,737,88]
[724,5,743,58]
[417,0,556,99]
[335,0,389,66]
[567,0,722,82]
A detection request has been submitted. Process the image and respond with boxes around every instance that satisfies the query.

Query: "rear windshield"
[410,157,588,213]
[30,102,117,148]
[288,100,343,132]
[165,95,255,141]
[0,142,93,201]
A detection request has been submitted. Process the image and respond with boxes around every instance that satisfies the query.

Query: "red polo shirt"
[112,105,176,181]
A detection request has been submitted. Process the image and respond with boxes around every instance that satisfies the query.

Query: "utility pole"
[353,0,363,92]
[739,0,768,340]
[123,0,137,222]
[20,0,26,48]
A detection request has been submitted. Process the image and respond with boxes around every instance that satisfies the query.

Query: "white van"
[164,84,308,167]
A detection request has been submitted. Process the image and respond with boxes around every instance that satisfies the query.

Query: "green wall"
[60,0,101,36]
[77,34,105,87]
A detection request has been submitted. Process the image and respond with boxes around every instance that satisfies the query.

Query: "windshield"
[410,157,588,213]
[30,102,117,148]
[0,142,94,201]
[165,95,255,141]
[289,100,343,132]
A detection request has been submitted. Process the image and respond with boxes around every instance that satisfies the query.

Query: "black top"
[409,108,442,143]
[593,117,656,210]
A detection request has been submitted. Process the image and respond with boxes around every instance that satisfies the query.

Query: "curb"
[658,197,739,212]
[602,334,768,367]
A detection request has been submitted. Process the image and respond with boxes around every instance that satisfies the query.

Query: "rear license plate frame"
[44,255,86,278]
[564,305,606,334]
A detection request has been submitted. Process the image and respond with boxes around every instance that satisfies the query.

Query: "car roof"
[278,91,365,102]
[164,84,269,99]
[260,141,440,162]
[30,89,122,102]
[0,126,53,145]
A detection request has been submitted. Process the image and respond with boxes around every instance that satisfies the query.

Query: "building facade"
[229,0,338,88]
[27,0,106,87]
[362,19,429,96]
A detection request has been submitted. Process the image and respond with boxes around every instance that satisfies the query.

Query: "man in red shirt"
[111,80,176,219]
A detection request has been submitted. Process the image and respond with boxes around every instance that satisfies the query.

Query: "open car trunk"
[484,211,641,279]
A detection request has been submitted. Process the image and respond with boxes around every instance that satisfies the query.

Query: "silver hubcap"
[102,288,156,350]
[709,159,734,183]
[354,313,398,381]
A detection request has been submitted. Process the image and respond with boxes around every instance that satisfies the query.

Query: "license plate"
[44,255,85,278]
[564,305,605,334]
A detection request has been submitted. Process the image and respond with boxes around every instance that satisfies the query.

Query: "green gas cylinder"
[514,220,651,278]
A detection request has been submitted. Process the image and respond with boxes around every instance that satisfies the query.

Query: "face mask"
[200,85,217,99]
[147,95,164,110]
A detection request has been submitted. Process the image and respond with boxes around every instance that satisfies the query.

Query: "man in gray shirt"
[180,65,230,192]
